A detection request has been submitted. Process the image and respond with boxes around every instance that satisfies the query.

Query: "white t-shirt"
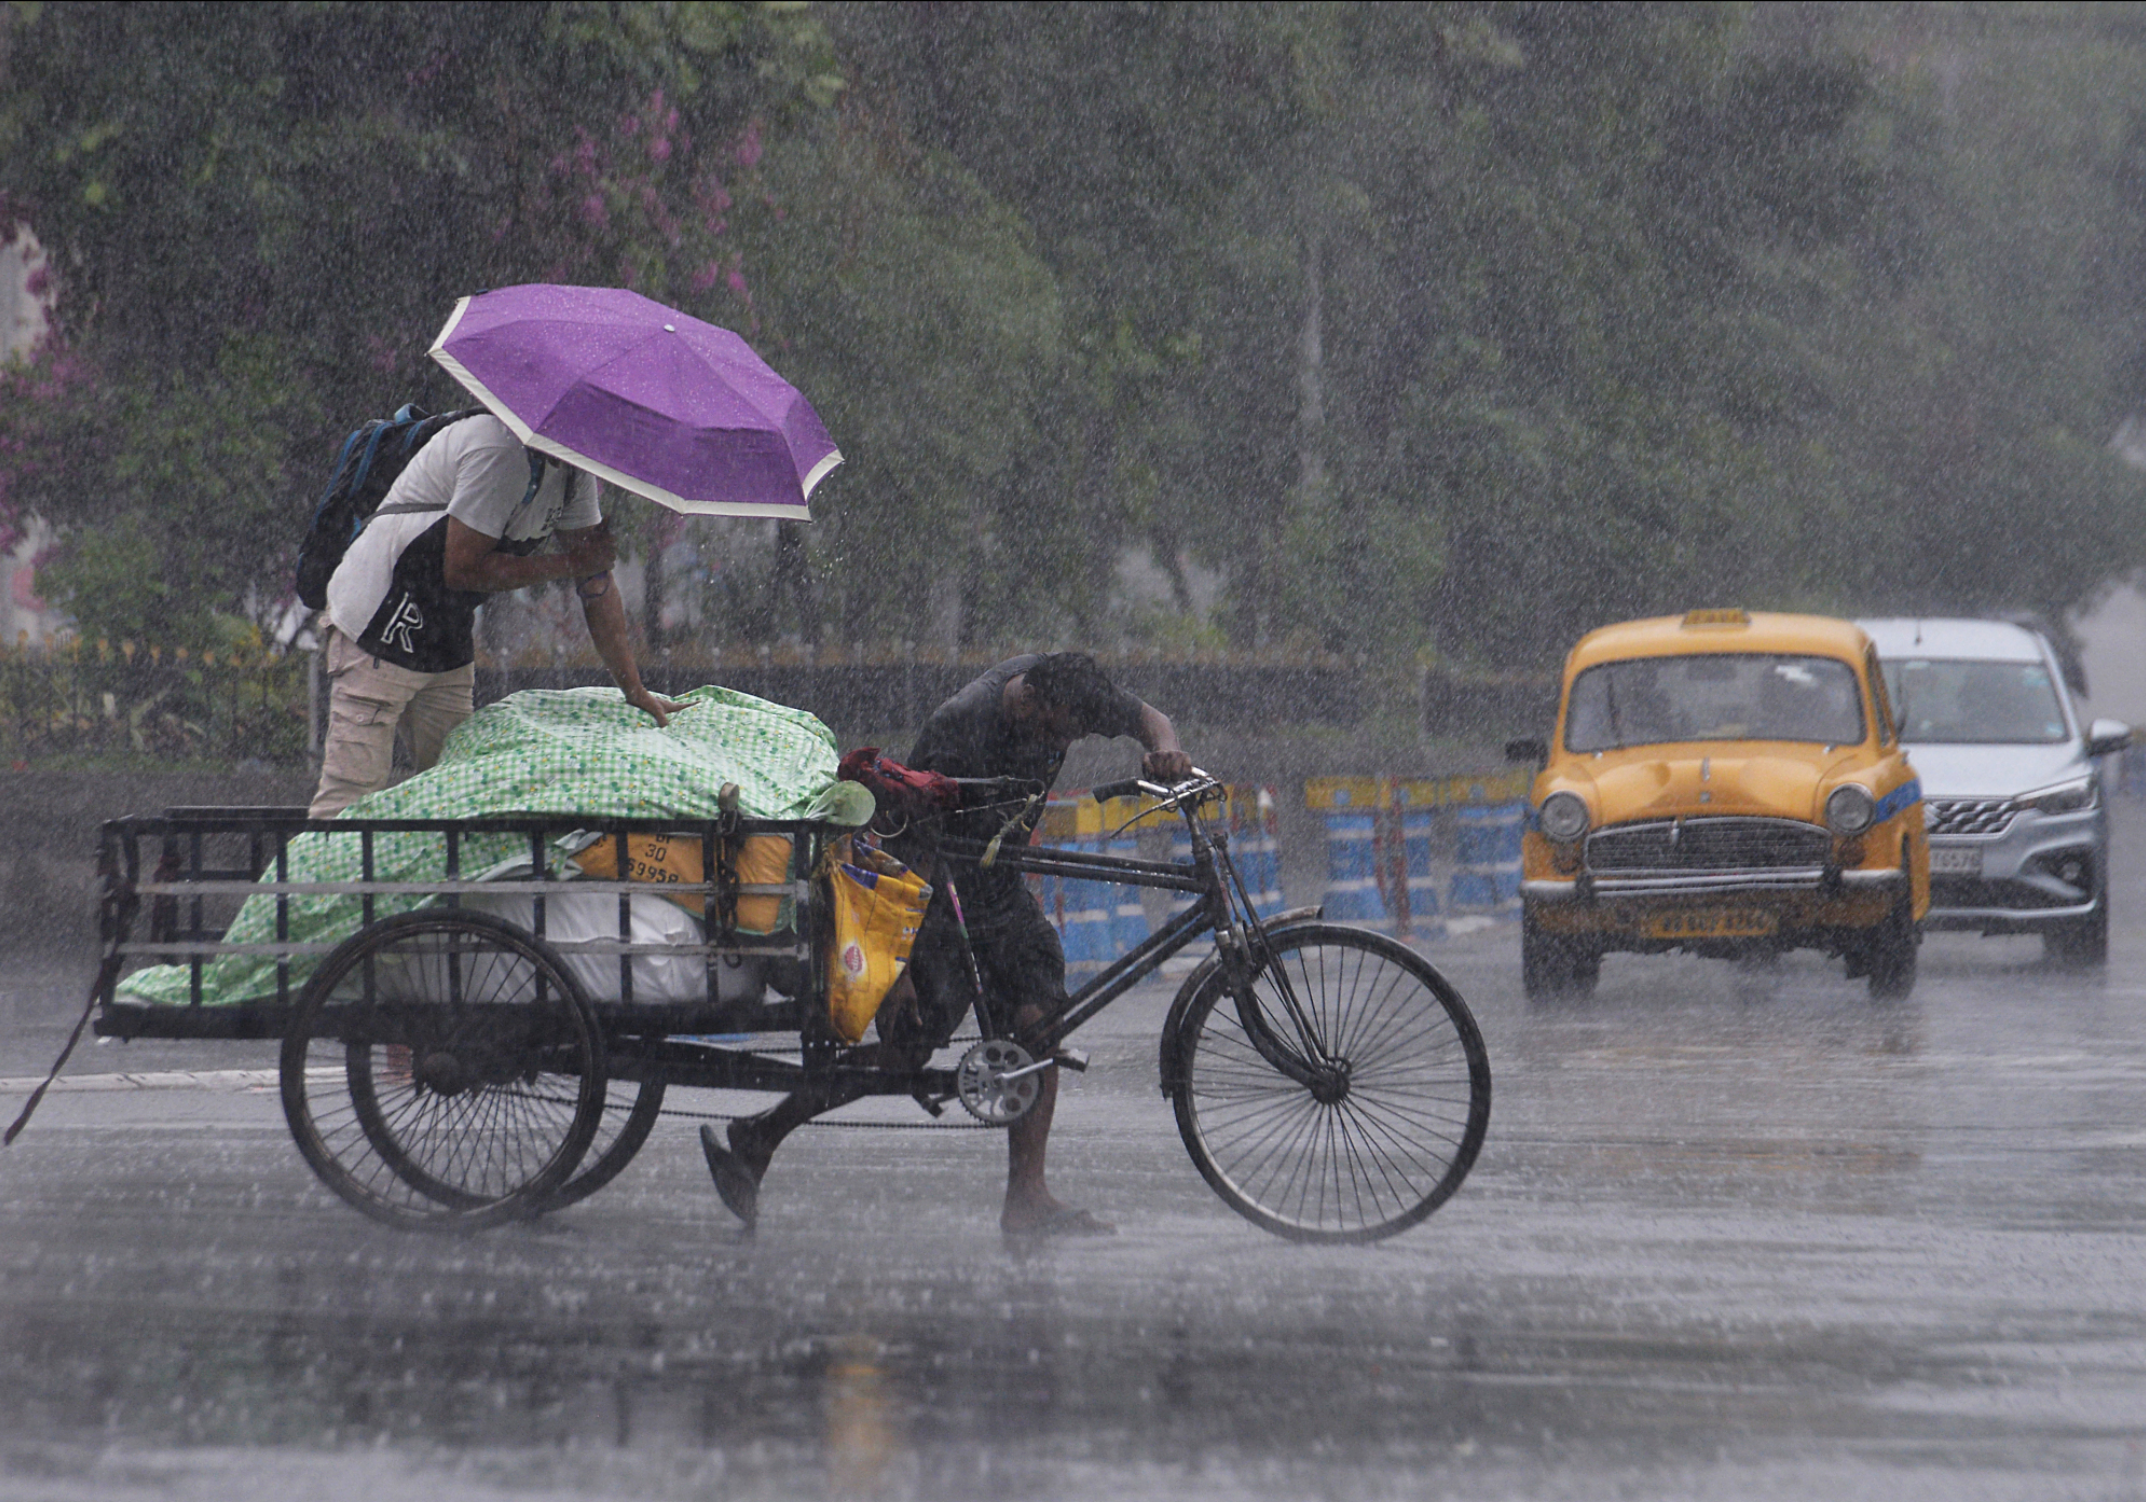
[325,414,602,653]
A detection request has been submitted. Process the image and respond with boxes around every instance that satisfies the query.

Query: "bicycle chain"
[631,1028,1000,1131]
[505,1079,997,1131]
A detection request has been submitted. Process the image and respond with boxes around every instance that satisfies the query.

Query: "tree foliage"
[1,1,2142,667]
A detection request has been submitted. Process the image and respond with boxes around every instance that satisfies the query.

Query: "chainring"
[954,1038,1042,1125]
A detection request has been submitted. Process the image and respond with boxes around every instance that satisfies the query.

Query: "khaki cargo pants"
[307,629,475,818]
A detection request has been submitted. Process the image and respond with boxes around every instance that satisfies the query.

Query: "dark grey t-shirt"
[905,655,1147,904]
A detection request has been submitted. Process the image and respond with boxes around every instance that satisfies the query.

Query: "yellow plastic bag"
[564,831,793,932]
[825,843,934,1044]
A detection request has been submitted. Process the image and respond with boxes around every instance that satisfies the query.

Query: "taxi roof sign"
[1681,608,1751,628]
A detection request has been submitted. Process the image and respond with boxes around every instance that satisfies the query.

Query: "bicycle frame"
[936,784,1343,1096]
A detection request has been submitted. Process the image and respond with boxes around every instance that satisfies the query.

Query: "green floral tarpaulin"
[120,686,871,1007]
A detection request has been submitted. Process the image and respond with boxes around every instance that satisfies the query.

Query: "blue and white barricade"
[1305,777,1391,931]
[1390,793,1441,937]
[1107,832,1151,956]
[1449,801,1524,914]
[1165,823,1198,921]
[1031,799,1110,976]
[1230,786,1287,919]
[1056,850,1115,976]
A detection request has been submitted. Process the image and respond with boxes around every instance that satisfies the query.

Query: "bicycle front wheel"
[1171,923,1490,1243]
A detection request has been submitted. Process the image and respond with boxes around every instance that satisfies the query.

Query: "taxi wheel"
[2044,899,2108,969]
[1865,890,1918,1001]
[1522,910,1599,1001]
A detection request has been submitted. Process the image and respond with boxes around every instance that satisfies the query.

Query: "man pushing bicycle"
[699,651,1191,1237]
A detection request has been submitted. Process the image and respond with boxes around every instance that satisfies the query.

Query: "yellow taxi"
[1506,610,1929,1000]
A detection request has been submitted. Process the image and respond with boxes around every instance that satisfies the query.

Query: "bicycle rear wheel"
[1170,923,1490,1243]
[281,910,605,1232]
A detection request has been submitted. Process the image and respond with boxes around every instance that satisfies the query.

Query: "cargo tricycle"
[75,772,1491,1242]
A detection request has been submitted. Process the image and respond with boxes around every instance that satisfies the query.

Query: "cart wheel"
[281,910,605,1232]
[1169,923,1491,1243]
[541,1076,666,1211]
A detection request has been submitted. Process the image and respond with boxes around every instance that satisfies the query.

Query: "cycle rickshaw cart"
[75,772,1492,1243]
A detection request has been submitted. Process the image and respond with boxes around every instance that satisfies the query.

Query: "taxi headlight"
[1825,784,1876,836]
[1539,792,1590,844]
[2021,777,2097,815]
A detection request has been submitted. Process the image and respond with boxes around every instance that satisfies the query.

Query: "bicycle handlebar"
[1093,770,1219,805]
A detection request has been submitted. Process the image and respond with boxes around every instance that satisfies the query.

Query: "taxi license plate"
[1644,908,1777,940]
[1929,845,1981,876]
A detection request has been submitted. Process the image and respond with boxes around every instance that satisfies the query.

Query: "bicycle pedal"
[1053,1048,1090,1073]
[911,1090,946,1118]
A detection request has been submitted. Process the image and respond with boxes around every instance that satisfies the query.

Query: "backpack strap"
[513,449,548,517]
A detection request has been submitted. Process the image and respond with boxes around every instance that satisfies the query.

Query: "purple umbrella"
[428,284,841,518]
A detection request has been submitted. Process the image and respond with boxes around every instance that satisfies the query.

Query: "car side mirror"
[1505,736,1548,766]
[2086,719,2132,759]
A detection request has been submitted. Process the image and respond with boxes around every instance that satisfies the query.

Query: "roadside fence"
[0,635,313,766]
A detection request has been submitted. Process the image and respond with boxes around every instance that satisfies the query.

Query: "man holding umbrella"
[307,285,843,817]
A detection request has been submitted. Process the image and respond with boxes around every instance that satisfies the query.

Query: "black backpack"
[294,404,479,609]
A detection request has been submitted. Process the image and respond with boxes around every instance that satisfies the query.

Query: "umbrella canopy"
[428,284,841,519]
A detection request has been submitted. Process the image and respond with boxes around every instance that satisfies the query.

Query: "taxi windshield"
[1565,653,1866,752]
[1880,658,2069,745]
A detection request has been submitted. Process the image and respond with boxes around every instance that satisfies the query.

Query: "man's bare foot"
[1001,1198,1115,1238]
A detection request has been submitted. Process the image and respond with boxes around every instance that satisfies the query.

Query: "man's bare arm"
[1136,703,1193,781]
[575,566,685,727]
[441,516,615,594]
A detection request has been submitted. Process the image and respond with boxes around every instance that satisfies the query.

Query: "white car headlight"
[2021,777,2097,815]
[1825,784,1876,836]
[1539,792,1590,844]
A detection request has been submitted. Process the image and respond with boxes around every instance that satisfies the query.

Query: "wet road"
[4,817,2145,1501]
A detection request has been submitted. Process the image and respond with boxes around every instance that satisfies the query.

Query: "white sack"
[452,888,766,1006]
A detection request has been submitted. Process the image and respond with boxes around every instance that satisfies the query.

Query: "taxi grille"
[1924,797,2016,837]
[1587,818,1831,873]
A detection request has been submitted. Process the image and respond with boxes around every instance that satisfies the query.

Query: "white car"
[1858,618,2129,966]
